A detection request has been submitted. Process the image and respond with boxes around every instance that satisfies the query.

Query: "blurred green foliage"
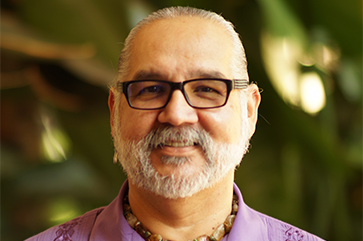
[1,0,361,240]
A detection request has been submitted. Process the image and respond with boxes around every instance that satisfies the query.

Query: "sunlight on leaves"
[41,109,71,163]
[300,72,326,115]
[258,0,337,115]
[47,198,81,225]
[261,34,302,106]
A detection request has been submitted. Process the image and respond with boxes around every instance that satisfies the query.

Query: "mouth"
[159,141,199,148]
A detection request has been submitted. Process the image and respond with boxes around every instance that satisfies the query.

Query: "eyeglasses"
[117,78,248,110]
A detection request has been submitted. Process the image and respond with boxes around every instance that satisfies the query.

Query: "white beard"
[112,93,250,199]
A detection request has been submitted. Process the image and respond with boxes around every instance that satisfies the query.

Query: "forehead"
[127,16,234,80]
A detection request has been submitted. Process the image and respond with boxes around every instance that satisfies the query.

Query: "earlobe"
[247,84,261,138]
[108,88,116,138]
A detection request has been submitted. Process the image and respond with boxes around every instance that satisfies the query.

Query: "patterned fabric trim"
[285,227,305,241]
[54,217,80,241]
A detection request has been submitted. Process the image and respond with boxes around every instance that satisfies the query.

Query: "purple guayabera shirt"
[26,180,325,241]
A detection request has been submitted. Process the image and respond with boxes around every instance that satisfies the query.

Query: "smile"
[160,142,198,148]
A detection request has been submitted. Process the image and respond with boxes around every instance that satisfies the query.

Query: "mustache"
[144,125,212,152]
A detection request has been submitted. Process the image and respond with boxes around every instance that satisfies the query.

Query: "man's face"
[111,17,255,198]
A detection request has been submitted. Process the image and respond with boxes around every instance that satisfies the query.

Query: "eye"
[128,82,171,103]
[194,86,221,94]
[186,80,227,103]
[128,81,169,98]
[138,85,166,95]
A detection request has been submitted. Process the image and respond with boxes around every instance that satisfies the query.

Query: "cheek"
[199,94,242,144]
[119,102,160,141]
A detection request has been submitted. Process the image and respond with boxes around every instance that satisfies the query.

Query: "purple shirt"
[26,180,324,241]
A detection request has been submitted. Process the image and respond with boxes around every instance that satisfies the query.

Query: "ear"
[108,88,116,138]
[246,84,261,139]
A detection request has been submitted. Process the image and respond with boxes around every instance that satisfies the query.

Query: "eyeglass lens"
[127,80,228,109]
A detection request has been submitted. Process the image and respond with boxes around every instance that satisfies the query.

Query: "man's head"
[109,6,260,199]
[116,6,249,84]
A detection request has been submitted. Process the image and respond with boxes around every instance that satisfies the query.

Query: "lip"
[162,142,198,147]
[154,142,200,156]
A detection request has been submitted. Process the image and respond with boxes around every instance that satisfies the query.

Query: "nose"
[158,90,199,126]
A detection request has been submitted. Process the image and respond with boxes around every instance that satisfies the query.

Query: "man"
[27,6,324,241]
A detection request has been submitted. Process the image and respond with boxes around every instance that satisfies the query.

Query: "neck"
[127,170,235,241]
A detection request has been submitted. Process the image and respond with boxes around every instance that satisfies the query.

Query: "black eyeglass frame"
[117,78,248,110]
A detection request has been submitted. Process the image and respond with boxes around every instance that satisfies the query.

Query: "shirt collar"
[90,180,267,240]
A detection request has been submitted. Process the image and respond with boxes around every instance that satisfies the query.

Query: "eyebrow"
[131,69,227,81]
[192,70,227,79]
[132,70,168,80]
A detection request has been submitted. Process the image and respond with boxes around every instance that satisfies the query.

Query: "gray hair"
[113,6,249,86]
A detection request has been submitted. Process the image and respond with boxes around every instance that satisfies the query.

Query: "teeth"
[164,142,196,147]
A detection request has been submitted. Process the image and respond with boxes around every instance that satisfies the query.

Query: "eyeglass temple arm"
[117,82,125,93]
[233,79,248,89]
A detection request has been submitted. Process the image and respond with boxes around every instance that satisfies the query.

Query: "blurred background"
[1,0,361,240]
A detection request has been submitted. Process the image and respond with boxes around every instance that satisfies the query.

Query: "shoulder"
[231,184,324,241]
[253,209,325,241]
[25,207,104,241]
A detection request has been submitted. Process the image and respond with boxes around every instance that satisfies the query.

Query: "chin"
[114,123,250,199]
